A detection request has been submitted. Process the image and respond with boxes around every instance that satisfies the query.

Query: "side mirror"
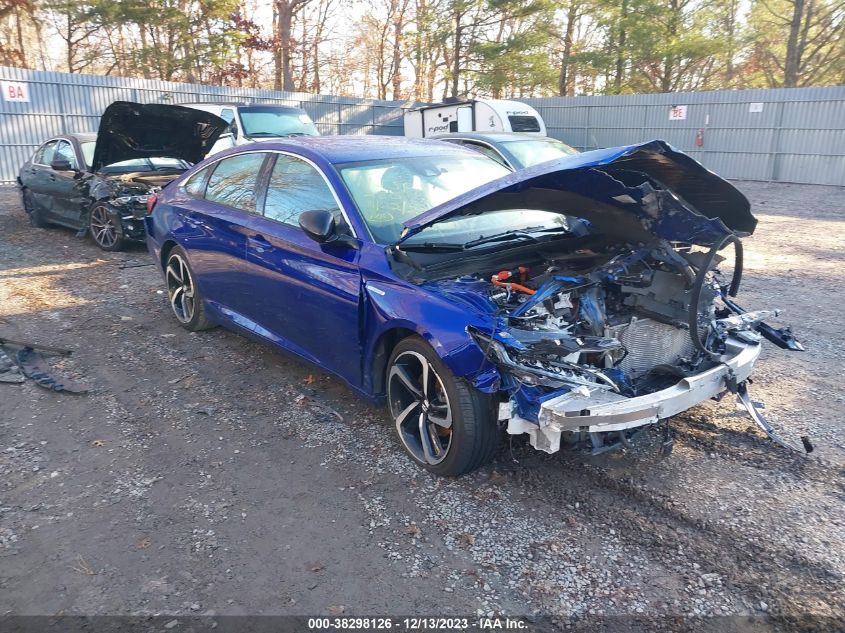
[50,158,74,172]
[299,209,358,248]
[230,124,239,140]
[299,209,336,243]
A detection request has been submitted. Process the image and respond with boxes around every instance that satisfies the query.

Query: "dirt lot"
[1,181,843,631]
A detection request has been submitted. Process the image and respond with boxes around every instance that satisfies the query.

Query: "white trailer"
[403,98,547,138]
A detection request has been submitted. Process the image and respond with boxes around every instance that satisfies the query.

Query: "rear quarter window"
[184,167,210,197]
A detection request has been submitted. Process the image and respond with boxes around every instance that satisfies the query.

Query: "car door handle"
[248,235,273,252]
[48,174,56,181]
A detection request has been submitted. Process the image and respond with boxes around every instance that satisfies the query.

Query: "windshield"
[502,138,578,168]
[403,209,586,248]
[337,155,510,244]
[98,157,190,173]
[238,106,319,138]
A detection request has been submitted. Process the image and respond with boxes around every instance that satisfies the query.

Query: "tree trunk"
[613,0,627,94]
[391,9,404,100]
[274,0,298,91]
[450,12,463,97]
[281,9,295,90]
[558,1,577,96]
[784,0,805,87]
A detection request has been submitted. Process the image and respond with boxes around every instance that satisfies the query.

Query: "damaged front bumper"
[506,337,761,453]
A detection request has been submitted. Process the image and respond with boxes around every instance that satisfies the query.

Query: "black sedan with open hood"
[17,101,227,251]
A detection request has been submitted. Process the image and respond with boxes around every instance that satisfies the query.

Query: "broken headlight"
[112,194,150,207]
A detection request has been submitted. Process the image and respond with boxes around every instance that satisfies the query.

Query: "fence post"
[769,100,786,182]
[55,78,68,135]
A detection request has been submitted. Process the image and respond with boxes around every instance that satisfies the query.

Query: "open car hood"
[91,101,228,172]
[399,140,757,247]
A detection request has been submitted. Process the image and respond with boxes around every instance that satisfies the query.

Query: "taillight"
[146,194,158,215]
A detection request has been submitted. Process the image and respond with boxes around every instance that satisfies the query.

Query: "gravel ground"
[0,181,843,631]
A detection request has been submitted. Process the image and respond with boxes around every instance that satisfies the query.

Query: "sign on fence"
[1,81,29,102]
[669,105,687,120]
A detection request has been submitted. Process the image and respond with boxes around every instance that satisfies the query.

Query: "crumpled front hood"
[91,101,228,172]
[399,140,757,247]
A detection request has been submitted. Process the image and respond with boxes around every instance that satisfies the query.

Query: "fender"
[359,276,501,397]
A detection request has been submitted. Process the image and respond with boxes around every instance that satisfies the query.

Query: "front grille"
[609,317,694,378]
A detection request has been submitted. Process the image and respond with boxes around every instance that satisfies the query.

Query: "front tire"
[387,336,498,476]
[165,246,214,332]
[22,189,48,228]
[89,203,127,251]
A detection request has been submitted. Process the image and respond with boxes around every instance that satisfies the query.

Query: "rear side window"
[204,153,266,213]
[263,155,339,227]
[508,115,541,133]
[34,140,58,165]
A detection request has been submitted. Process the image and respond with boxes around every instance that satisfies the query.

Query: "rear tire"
[89,202,127,251]
[22,189,48,228]
[387,336,498,476]
[165,246,214,332]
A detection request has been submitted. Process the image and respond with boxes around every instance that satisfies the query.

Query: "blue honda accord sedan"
[146,136,803,475]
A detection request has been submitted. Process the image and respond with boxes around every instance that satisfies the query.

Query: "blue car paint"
[147,137,510,405]
[401,140,756,245]
[146,136,754,420]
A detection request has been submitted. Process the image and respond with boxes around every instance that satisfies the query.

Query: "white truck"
[403,98,546,138]
[181,102,319,155]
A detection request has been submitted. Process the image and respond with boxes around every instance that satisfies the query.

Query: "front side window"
[55,140,79,169]
[80,141,95,169]
[204,152,266,213]
[34,140,58,165]
[337,155,510,244]
[263,155,339,227]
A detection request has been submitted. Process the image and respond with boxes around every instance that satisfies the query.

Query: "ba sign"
[1,81,30,102]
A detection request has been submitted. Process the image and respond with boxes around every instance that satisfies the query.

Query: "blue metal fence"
[525,86,845,186]
[2,66,843,185]
[0,67,416,183]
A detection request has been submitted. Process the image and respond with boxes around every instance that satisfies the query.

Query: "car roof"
[246,135,476,165]
[431,132,553,143]
[180,101,248,107]
[58,133,96,143]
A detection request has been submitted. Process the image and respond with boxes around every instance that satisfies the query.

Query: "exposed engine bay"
[388,140,811,457]
[458,235,805,455]
[90,170,182,208]
[477,239,744,394]
[85,169,184,241]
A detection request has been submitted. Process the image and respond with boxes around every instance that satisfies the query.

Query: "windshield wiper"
[398,242,465,252]
[462,230,541,249]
